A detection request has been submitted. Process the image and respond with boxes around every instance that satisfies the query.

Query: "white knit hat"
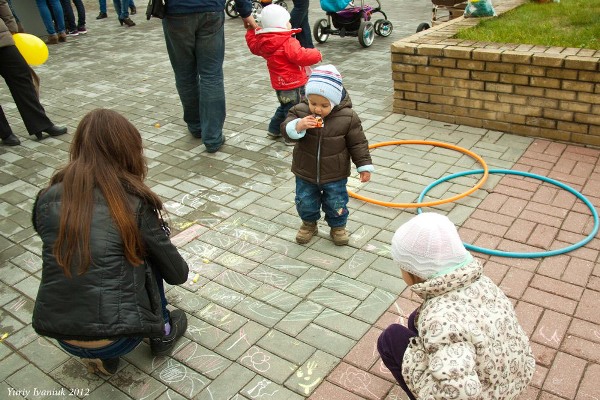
[305,65,344,106]
[260,4,290,30]
[391,213,470,280]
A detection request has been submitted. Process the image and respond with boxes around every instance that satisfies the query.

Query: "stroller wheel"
[313,18,330,43]
[374,19,393,37]
[277,0,288,10]
[225,0,239,18]
[416,22,430,32]
[251,1,263,22]
[358,20,374,47]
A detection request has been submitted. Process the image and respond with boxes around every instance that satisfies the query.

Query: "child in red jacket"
[246,4,322,143]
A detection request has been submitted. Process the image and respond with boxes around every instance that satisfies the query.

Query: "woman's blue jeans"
[290,0,314,48]
[113,0,130,18]
[295,177,349,227]
[100,0,134,13]
[57,268,169,360]
[162,12,226,152]
[35,0,65,35]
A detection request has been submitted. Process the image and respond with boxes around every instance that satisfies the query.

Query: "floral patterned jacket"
[403,259,535,399]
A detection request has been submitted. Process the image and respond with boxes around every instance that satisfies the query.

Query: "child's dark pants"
[377,309,419,400]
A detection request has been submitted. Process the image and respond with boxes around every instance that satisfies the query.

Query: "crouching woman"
[32,108,189,375]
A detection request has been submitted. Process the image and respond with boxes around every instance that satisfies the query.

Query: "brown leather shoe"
[58,32,67,42]
[45,34,59,45]
[296,221,318,244]
[330,226,349,246]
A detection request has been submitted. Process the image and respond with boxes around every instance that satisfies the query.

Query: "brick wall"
[391,0,600,145]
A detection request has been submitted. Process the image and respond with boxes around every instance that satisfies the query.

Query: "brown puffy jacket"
[282,92,372,185]
[0,0,17,48]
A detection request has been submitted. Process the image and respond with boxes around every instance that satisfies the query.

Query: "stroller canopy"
[320,0,353,12]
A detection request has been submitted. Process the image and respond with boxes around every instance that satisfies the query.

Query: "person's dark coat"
[0,0,18,48]
[282,92,372,185]
[32,184,189,340]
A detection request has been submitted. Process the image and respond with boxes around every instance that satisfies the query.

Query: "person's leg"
[0,46,53,136]
[35,0,58,35]
[162,14,203,138]
[294,176,321,243]
[377,324,418,400]
[321,178,349,228]
[59,0,77,33]
[98,0,107,14]
[72,0,86,29]
[290,0,314,48]
[47,0,66,33]
[268,87,303,136]
[195,12,226,152]
[0,106,14,140]
[150,267,187,356]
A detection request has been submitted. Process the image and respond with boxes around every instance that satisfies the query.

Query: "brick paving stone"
[174,342,231,379]
[576,363,600,400]
[275,301,325,337]
[151,358,209,398]
[314,309,371,341]
[194,362,255,400]
[531,310,571,349]
[257,329,316,365]
[543,352,586,398]
[285,350,340,397]
[238,345,297,384]
[344,328,383,370]
[297,324,356,359]
[308,380,365,400]
[327,362,394,400]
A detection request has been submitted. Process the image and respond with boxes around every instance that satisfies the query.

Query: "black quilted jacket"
[32,184,189,340]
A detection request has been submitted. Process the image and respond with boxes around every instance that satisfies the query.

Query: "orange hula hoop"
[348,140,489,208]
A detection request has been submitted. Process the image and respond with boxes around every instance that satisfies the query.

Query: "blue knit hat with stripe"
[305,65,344,106]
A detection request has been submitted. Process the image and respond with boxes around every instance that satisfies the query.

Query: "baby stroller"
[416,0,467,31]
[225,0,288,21]
[313,0,393,48]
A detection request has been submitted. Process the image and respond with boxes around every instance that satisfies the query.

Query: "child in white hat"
[282,64,374,246]
[245,4,322,143]
[378,212,535,400]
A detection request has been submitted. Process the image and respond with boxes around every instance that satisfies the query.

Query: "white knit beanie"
[391,213,471,280]
[305,65,344,106]
[260,4,290,30]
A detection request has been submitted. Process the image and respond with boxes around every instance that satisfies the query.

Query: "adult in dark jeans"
[290,0,314,48]
[60,0,87,35]
[162,0,257,153]
[0,0,67,146]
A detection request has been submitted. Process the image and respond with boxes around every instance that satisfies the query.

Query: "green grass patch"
[454,0,600,49]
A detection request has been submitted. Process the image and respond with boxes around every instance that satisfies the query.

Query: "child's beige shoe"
[296,221,318,244]
[330,226,349,246]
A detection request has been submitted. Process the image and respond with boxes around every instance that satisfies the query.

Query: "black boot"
[1,133,20,146]
[150,309,187,356]
[35,125,68,140]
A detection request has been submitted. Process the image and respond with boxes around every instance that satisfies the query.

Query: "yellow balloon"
[13,33,49,66]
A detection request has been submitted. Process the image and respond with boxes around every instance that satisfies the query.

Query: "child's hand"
[296,115,319,131]
[359,171,371,183]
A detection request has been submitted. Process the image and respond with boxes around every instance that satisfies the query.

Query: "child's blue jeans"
[295,177,349,228]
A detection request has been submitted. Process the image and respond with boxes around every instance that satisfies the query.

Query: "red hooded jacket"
[246,28,322,91]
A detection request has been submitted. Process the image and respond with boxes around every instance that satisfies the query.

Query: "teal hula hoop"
[417,169,599,258]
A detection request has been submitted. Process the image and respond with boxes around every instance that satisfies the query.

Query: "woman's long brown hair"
[48,109,163,277]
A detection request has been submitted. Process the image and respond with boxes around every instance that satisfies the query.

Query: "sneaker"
[150,309,188,356]
[68,29,79,36]
[283,138,295,146]
[96,12,108,19]
[78,26,87,34]
[83,357,120,376]
[267,131,281,139]
[330,226,349,246]
[296,221,318,244]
